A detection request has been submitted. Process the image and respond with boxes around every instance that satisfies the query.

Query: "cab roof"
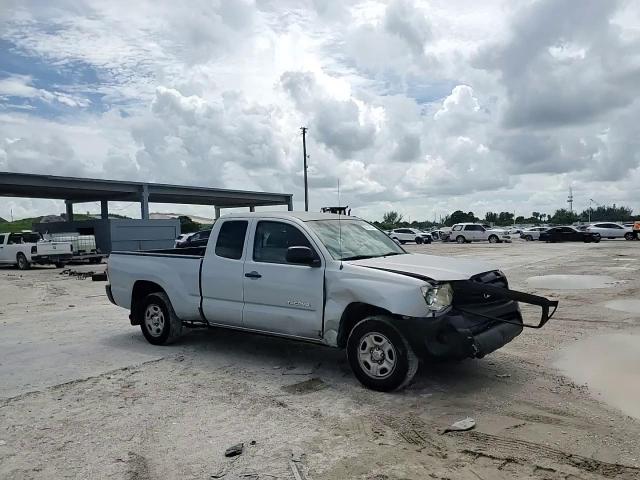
[219,211,360,222]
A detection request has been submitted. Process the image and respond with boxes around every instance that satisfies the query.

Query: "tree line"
[372,204,635,230]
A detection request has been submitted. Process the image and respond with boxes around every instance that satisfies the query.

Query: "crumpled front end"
[398,270,556,359]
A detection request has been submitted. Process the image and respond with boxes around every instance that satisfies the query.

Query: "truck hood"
[347,253,497,281]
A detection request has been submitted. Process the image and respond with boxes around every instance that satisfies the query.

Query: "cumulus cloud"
[1,0,640,221]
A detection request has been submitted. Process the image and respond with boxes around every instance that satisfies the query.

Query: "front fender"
[323,264,429,346]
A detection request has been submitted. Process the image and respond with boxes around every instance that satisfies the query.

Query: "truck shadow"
[103,326,521,396]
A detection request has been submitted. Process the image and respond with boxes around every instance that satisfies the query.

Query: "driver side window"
[253,221,315,265]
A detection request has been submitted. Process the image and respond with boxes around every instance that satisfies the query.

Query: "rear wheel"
[456,235,466,244]
[139,292,183,345]
[347,316,418,392]
[54,262,66,268]
[488,235,499,244]
[16,253,30,270]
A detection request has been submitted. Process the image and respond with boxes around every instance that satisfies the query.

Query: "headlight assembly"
[420,283,453,312]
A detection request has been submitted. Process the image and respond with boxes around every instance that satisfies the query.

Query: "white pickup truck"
[0,232,73,269]
[106,212,557,391]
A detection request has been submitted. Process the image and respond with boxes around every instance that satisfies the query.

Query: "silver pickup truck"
[106,212,557,391]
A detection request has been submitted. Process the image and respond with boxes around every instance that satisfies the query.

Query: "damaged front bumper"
[401,283,558,360]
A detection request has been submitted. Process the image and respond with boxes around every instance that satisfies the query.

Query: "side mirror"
[286,246,320,266]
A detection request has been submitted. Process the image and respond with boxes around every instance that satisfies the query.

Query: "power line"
[301,126,309,212]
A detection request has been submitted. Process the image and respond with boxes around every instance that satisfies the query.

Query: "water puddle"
[555,334,640,419]
[526,274,619,290]
[604,299,640,314]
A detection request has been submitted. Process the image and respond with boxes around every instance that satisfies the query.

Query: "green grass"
[0,214,103,233]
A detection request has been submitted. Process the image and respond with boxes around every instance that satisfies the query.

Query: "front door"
[242,220,325,339]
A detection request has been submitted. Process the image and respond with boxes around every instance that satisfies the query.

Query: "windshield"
[306,219,405,261]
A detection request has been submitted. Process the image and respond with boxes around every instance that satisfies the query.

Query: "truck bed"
[108,247,205,321]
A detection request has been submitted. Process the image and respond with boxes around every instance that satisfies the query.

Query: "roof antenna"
[338,179,343,270]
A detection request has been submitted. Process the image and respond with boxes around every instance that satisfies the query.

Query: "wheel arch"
[336,302,393,348]
[131,280,166,325]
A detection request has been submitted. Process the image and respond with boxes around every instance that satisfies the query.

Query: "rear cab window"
[215,221,248,260]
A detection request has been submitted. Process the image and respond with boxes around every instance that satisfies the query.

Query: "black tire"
[456,235,466,244]
[488,235,499,244]
[89,257,102,264]
[624,232,634,241]
[593,237,601,243]
[415,237,423,244]
[347,316,418,392]
[139,292,183,345]
[525,235,533,241]
[16,253,30,270]
[54,262,66,268]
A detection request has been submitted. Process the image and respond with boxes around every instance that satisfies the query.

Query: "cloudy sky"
[1,0,640,222]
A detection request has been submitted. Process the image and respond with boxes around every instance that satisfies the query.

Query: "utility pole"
[301,126,309,212]
[567,187,573,213]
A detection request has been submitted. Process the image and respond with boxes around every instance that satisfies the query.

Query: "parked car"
[106,212,557,392]
[539,226,601,243]
[0,231,73,269]
[520,227,548,241]
[389,228,432,244]
[585,223,634,240]
[176,230,211,248]
[175,233,195,247]
[449,223,511,244]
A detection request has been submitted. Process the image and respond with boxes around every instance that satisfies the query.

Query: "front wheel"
[415,237,423,244]
[140,292,183,345]
[524,235,533,241]
[16,253,30,270]
[347,316,418,392]
[624,232,634,241]
[456,235,466,244]
[488,235,499,244]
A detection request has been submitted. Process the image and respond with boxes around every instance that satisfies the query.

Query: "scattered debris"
[249,440,256,446]
[224,443,244,457]
[59,269,96,280]
[289,460,310,480]
[442,417,476,434]
[495,374,511,378]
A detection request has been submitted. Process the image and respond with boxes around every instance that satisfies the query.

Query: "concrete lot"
[1,240,640,479]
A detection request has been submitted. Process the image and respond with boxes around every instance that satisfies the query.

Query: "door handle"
[245,271,262,279]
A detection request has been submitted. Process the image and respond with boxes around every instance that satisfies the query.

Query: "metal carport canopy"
[0,172,293,208]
